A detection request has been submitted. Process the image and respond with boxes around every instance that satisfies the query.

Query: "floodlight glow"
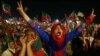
[55,19,59,22]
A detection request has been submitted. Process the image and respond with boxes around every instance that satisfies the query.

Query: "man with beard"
[17,1,96,56]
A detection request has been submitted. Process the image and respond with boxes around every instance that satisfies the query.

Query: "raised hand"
[17,0,24,12]
[91,8,96,18]
[17,0,31,22]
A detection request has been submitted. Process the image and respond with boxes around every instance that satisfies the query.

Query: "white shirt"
[2,48,15,56]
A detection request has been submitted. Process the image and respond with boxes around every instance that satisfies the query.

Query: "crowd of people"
[0,1,100,56]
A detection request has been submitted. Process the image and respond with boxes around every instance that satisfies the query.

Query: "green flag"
[69,10,77,23]
[4,33,12,43]
[1,1,12,16]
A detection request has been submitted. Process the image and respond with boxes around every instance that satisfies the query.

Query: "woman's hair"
[25,27,39,38]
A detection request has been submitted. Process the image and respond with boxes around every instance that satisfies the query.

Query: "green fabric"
[35,37,42,51]
[32,37,48,56]
[4,33,12,43]
[44,53,48,56]
[2,33,13,52]
[2,1,11,13]
[89,24,94,29]
[0,38,2,41]
[2,42,8,52]
[0,25,4,29]
[31,37,42,51]
[1,1,11,17]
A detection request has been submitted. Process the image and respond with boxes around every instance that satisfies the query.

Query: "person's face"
[94,25,98,31]
[9,41,15,49]
[95,39,100,47]
[54,25,63,38]
[45,27,51,34]
[26,31,36,42]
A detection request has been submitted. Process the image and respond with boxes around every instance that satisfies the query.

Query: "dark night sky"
[0,0,100,23]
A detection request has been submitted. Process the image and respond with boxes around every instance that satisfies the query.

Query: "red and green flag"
[1,1,12,16]
[42,12,51,22]
[68,11,77,23]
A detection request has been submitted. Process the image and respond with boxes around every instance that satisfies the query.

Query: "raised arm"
[28,20,49,42]
[65,27,81,42]
[85,9,96,26]
[65,9,96,42]
[17,1,49,42]
[17,0,30,22]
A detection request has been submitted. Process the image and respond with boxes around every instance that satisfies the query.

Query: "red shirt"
[33,49,44,56]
